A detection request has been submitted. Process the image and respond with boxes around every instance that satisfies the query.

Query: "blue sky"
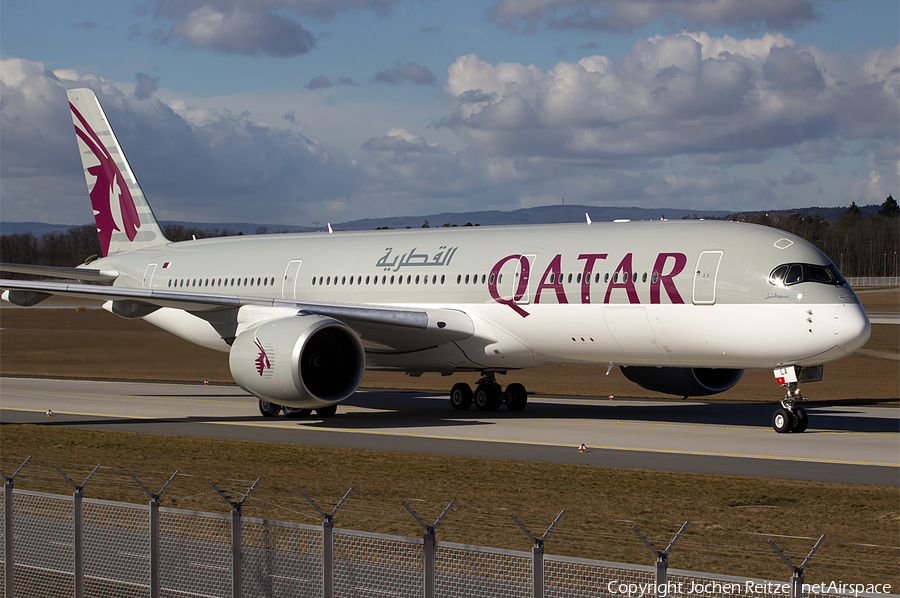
[1,0,898,227]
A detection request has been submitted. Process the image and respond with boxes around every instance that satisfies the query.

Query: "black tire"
[450,383,473,410]
[316,405,338,418]
[475,384,501,411]
[284,407,313,419]
[792,407,808,433]
[505,383,527,411]
[259,400,281,417]
[772,408,793,433]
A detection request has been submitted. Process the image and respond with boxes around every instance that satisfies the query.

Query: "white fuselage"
[94,220,870,374]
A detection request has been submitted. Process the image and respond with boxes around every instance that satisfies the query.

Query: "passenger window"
[652,272,659,284]
[642,273,647,283]
[441,275,445,284]
[568,273,573,284]
[408,275,412,284]
[465,274,470,284]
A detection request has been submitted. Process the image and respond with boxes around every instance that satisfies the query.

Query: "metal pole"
[74,489,84,598]
[131,471,177,598]
[769,535,825,598]
[4,482,13,598]
[403,499,454,598]
[511,511,564,598]
[423,528,435,598]
[211,478,260,598]
[303,489,352,598]
[323,518,334,598]
[532,543,544,598]
[232,507,242,598]
[55,464,99,598]
[150,500,160,598]
[2,456,31,598]
[632,522,688,598]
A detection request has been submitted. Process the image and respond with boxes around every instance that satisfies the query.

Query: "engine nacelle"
[620,367,743,398]
[229,315,365,408]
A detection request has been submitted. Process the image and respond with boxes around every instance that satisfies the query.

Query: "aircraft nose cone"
[833,303,871,353]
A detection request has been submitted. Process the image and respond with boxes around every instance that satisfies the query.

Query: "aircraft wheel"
[792,407,808,433]
[316,405,338,418]
[475,384,501,411]
[505,383,528,411]
[450,383,473,410]
[772,408,793,433]
[284,407,313,419]
[259,400,281,417]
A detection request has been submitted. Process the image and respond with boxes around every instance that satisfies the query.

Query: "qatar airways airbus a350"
[1,89,871,433]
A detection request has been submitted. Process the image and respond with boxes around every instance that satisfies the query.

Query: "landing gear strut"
[772,381,809,434]
[449,373,528,412]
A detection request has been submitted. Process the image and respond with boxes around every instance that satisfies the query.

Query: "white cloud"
[441,34,899,166]
[0,58,359,225]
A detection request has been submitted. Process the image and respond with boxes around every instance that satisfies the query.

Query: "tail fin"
[66,88,168,257]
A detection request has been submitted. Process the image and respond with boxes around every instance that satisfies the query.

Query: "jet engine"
[620,367,743,398]
[229,315,365,408]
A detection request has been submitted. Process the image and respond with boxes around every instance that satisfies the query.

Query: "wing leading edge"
[0,278,476,351]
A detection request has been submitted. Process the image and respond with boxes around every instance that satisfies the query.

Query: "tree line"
[1,197,897,277]
[726,195,899,277]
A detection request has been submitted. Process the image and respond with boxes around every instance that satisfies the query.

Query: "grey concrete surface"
[1,377,897,486]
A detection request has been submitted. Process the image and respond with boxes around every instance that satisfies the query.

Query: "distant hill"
[0,205,730,236]
[0,204,880,236]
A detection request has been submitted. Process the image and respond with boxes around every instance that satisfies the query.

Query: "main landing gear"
[258,400,337,418]
[449,373,528,412]
[771,382,809,434]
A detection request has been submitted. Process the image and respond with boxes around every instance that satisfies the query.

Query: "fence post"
[1,456,31,598]
[769,535,825,598]
[632,521,688,598]
[303,489,353,598]
[55,464,101,598]
[510,510,565,598]
[212,478,261,598]
[131,471,178,598]
[404,499,456,598]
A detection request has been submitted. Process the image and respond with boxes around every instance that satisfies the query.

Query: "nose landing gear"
[772,366,813,433]
[449,373,528,412]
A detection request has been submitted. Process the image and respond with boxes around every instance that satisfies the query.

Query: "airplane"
[0,88,871,433]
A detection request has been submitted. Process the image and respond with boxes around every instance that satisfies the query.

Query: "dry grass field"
[0,289,897,583]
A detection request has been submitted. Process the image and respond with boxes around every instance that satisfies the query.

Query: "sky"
[1,0,898,228]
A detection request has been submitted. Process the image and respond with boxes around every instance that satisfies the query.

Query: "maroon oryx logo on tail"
[70,102,141,256]
[254,339,272,376]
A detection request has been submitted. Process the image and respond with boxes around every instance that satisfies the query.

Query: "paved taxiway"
[1,377,897,486]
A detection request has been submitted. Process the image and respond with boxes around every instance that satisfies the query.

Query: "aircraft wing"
[0,263,119,283]
[0,278,475,350]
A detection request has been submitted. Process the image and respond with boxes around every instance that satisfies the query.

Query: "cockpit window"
[768,263,846,287]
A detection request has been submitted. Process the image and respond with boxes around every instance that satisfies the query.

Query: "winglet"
[327,223,333,234]
[585,212,592,226]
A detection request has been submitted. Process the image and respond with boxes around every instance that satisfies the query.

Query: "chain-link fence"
[1,458,897,598]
